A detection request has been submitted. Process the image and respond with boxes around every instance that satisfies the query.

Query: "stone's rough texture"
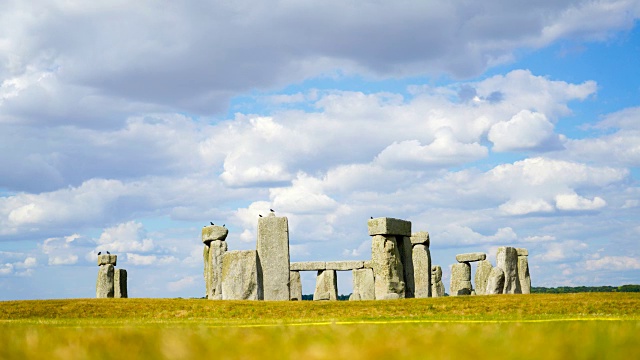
[114,269,128,298]
[474,260,493,296]
[201,225,228,243]
[410,231,430,246]
[290,261,326,271]
[518,255,532,294]
[203,245,211,298]
[325,261,365,271]
[313,270,338,301]
[206,240,227,300]
[486,267,506,295]
[371,235,405,299]
[98,254,117,266]
[496,246,521,294]
[516,248,529,256]
[257,215,290,301]
[221,250,262,300]
[399,236,415,298]
[351,268,375,300]
[367,217,411,236]
[363,260,374,269]
[96,264,115,298]
[412,244,431,298]
[289,271,302,300]
[431,265,445,297]
[450,263,472,296]
[455,252,487,263]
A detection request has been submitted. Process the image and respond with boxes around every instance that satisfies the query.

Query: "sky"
[1,0,639,300]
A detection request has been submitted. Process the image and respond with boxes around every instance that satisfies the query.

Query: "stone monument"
[96,253,127,298]
[202,225,228,300]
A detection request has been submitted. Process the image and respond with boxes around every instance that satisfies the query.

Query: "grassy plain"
[1,293,639,359]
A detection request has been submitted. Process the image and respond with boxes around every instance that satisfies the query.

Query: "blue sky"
[1,1,639,300]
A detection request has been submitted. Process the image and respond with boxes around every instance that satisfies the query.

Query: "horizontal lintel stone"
[202,225,229,243]
[455,252,486,263]
[325,261,365,271]
[290,261,326,271]
[516,248,529,256]
[367,217,411,236]
[410,231,430,246]
[98,254,117,266]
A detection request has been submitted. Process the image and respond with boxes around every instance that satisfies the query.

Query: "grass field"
[1,293,639,359]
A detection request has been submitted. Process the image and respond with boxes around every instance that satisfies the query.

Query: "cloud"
[96,221,155,253]
[167,276,198,292]
[126,253,178,266]
[585,256,640,271]
[489,110,564,152]
[555,193,607,211]
[41,234,83,266]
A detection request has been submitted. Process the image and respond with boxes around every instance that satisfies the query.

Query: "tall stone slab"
[371,235,405,299]
[257,214,290,301]
[289,271,302,301]
[96,264,115,298]
[496,246,521,294]
[485,267,505,295]
[207,240,227,300]
[313,269,338,301]
[114,269,128,298]
[203,245,211,297]
[221,250,262,300]
[474,260,493,296]
[450,262,472,296]
[517,249,531,294]
[350,268,375,301]
[431,265,445,297]
[412,244,431,298]
[398,236,415,298]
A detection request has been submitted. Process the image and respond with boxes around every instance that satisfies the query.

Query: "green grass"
[1,293,639,359]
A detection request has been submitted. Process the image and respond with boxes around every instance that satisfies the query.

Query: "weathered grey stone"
[516,248,529,256]
[485,267,505,295]
[201,225,228,243]
[313,270,338,301]
[367,217,411,236]
[257,215,290,301]
[114,269,127,298]
[325,260,364,271]
[290,261,326,271]
[206,240,227,300]
[431,265,445,297]
[221,250,262,300]
[96,264,114,298]
[410,231,430,246]
[351,268,375,300]
[203,245,211,298]
[412,244,431,298]
[289,271,302,300]
[363,260,374,269]
[383,293,400,300]
[474,260,493,296]
[371,235,405,299]
[97,254,117,266]
[496,246,521,294]
[398,236,415,298]
[455,252,486,263]
[518,255,531,294]
[450,262,472,296]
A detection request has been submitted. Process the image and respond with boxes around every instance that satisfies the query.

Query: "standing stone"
[485,267,505,295]
[450,262,472,296]
[431,265,445,297]
[289,271,302,301]
[371,235,405,299]
[351,268,375,300]
[203,245,211,298]
[221,250,262,300]
[114,269,128,298]
[207,240,227,300]
[398,236,415,298]
[412,244,431,298]
[257,214,290,301]
[313,269,338,301]
[517,249,531,294]
[496,246,521,294]
[474,260,493,296]
[96,264,115,298]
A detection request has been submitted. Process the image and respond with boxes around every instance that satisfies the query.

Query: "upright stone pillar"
[289,271,302,301]
[496,246,521,294]
[474,260,493,296]
[431,265,445,297]
[114,269,128,298]
[486,267,505,295]
[257,213,290,301]
[517,248,531,294]
[450,262,472,296]
[350,268,375,300]
[202,225,228,300]
[398,236,414,298]
[369,217,411,300]
[410,231,431,298]
[96,254,117,298]
[313,269,338,301]
[221,250,262,300]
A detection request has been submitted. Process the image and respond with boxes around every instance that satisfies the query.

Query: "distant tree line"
[531,285,640,293]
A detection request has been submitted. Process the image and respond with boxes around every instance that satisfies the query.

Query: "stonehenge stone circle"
[474,260,493,296]
[431,265,445,297]
[289,271,302,301]
[399,236,415,298]
[455,252,486,263]
[496,246,521,294]
[96,253,127,298]
[485,267,505,295]
[202,225,228,300]
[221,250,262,300]
[314,269,338,301]
[257,213,290,301]
[412,243,431,298]
[351,268,375,300]
[114,269,128,298]
[450,262,472,296]
[517,248,531,294]
[96,263,115,298]
[371,234,405,299]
